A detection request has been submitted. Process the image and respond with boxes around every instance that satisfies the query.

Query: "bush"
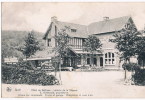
[17,61,33,70]
[133,69,145,85]
[79,65,104,72]
[2,64,59,85]
[122,63,140,71]
[122,63,145,85]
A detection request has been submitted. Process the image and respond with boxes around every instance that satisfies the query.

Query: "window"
[105,53,107,58]
[105,52,115,65]
[87,58,90,65]
[71,29,77,32]
[93,58,97,65]
[47,39,51,47]
[112,53,114,58]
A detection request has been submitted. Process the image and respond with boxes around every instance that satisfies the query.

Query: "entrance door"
[100,57,103,66]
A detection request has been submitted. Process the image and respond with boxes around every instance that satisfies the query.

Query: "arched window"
[105,52,115,65]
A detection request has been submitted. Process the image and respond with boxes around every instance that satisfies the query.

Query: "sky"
[2,2,145,33]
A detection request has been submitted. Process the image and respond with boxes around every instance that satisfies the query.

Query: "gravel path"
[2,71,145,98]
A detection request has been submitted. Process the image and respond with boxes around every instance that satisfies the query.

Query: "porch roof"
[26,57,51,61]
[27,49,58,61]
[71,48,102,55]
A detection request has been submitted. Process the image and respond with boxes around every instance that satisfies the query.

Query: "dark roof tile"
[88,16,131,34]
[44,16,131,39]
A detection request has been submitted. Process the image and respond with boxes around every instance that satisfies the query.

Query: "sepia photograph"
[1,2,145,98]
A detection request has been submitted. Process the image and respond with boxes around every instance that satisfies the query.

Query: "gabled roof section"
[55,21,88,38]
[43,22,53,40]
[88,16,131,35]
[43,16,133,39]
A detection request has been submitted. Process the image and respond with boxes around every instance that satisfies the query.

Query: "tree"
[54,29,70,84]
[18,31,40,59]
[83,35,102,67]
[136,36,145,68]
[110,23,140,79]
[1,38,21,63]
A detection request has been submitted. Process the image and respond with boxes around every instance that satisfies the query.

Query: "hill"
[1,30,45,60]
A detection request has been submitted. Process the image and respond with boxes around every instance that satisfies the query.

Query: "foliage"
[2,64,59,85]
[18,31,40,58]
[83,35,102,53]
[53,28,70,85]
[54,29,70,57]
[136,37,145,62]
[17,61,34,70]
[133,69,145,85]
[79,65,104,72]
[83,35,102,66]
[109,22,141,80]
[1,30,45,62]
[122,63,145,85]
[122,63,140,71]
[110,23,140,61]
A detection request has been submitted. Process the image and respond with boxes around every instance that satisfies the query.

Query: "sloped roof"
[44,16,131,39]
[55,21,88,38]
[28,47,102,60]
[27,48,58,60]
[43,22,53,39]
[88,16,131,35]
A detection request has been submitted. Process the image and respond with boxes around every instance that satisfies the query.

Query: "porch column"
[81,54,84,65]
[81,54,86,65]
[103,53,105,68]
[80,54,82,65]
[97,55,100,67]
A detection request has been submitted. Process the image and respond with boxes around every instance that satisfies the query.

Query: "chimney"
[103,16,109,21]
[51,16,57,22]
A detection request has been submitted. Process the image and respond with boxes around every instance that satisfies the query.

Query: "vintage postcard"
[1,2,145,98]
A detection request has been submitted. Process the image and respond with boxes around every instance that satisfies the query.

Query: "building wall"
[50,23,56,48]
[45,23,122,69]
[46,23,85,49]
[95,32,121,69]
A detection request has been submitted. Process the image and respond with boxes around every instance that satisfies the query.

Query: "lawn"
[2,71,145,98]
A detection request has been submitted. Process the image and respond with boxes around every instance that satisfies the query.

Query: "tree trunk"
[124,58,130,81]
[91,53,94,67]
[124,67,127,80]
[124,59,127,80]
[54,62,57,76]
[59,56,62,85]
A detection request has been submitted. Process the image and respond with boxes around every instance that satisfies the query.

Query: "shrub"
[133,69,145,85]
[17,61,33,70]
[122,63,145,85]
[2,64,59,85]
[122,63,140,71]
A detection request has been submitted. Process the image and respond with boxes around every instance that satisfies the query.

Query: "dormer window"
[71,29,77,32]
